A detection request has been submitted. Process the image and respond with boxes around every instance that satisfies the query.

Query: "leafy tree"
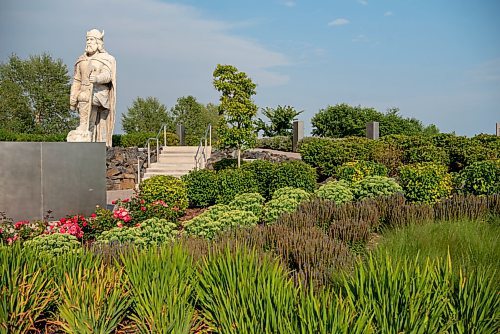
[0,53,76,134]
[213,64,258,167]
[312,104,439,138]
[171,96,219,144]
[121,96,173,133]
[312,103,382,138]
[256,105,303,137]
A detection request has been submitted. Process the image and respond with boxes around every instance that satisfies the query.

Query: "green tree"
[312,103,382,138]
[255,105,303,137]
[121,96,173,133]
[213,64,258,167]
[171,96,219,144]
[0,53,76,134]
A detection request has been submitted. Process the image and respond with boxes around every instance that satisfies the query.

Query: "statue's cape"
[75,52,116,147]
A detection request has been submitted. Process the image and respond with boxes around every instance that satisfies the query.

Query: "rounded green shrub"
[269,160,317,195]
[138,175,189,219]
[181,169,218,208]
[335,160,388,183]
[241,159,276,199]
[262,197,301,225]
[315,180,354,204]
[24,233,80,256]
[228,193,266,217]
[216,168,258,204]
[137,217,179,245]
[352,175,403,200]
[272,186,311,203]
[183,205,257,239]
[399,163,453,203]
[118,132,179,148]
[403,145,449,166]
[256,136,292,151]
[96,226,143,246]
[457,160,500,195]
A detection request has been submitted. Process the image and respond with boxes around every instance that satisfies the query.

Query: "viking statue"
[67,29,116,147]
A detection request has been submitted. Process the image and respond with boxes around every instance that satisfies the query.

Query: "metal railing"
[137,124,170,187]
[195,124,212,170]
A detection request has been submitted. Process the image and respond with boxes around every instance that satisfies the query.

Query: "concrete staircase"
[143,146,211,179]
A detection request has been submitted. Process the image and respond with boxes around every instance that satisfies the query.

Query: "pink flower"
[117,222,123,228]
[122,198,130,203]
[60,218,67,223]
[140,206,146,211]
[82,221,88,227]
[90,213,97,218]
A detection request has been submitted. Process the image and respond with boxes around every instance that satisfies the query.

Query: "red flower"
[122,198,130,203]
[90,213,97,218]
[111,200,117,205]
[82,221,88,227]
[135,223,141,227]
[140,206,146,211]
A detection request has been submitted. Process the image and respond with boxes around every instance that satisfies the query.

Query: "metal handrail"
[138,124,169,186]
[195,124,212,170]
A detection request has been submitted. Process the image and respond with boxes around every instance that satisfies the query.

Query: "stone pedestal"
[366,121,379,139]
[292,120,304,152]
[0,142,106,222]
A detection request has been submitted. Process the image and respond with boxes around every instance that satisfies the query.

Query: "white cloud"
[384,11,393,16]
[282,1,296,7]
[328,18,350,26]
[352,34,368,42]
[357,0,368,5]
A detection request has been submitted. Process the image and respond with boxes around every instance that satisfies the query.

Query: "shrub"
[24,233,81,256]
[272,186,312,203]
[269,160,317,194]
[352,175,403,200]
[335,160,388,183]
[138,175,189,219]
[96,226,143,246]
[241,159,276,199]
[216,168,258,204]
[299,137,376,178]
[457,160,500,195]
[117,132,179,148]
[0,130,67,142]
[403,144,449,166]
[262,197,301,225]
[228,193,266,217]
[181,169,218,207]
[432,134,498,172]
[399,163,452,203]
[256,135,292,152]
[137,217,179,245]
[183,205,257,239]
[315,180,354,204]
[213,158,239,171]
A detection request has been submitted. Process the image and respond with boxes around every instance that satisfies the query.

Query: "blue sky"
[1,0,499,136]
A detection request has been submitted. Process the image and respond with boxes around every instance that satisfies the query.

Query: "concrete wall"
[0,142,106,222]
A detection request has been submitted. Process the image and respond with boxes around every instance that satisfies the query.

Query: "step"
[161,146,209,153]
[148,162,196,170]
[158,155,198,164]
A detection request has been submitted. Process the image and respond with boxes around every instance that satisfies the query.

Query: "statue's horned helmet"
[86,29,104,41]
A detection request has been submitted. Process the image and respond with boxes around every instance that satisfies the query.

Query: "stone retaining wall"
[106,147,156,190]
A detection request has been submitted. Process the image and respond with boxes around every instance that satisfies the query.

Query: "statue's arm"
[94,65,112,84]
[70,64,82,109]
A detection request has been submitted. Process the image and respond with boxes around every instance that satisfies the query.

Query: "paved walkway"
[106,189,135,205]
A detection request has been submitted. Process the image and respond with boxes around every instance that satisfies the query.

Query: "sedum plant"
[228,192,265,217]
[315,180,354,204]
[351,175,403,200]
[24,233,81,256]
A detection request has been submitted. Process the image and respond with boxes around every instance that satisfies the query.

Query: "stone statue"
[67,29,116,147]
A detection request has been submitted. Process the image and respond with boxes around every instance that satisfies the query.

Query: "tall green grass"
[376,218,500,282]
[0,245,54,334]
[121,244,196,333]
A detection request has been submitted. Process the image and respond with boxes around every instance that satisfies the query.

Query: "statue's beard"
[86,45,98,55]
